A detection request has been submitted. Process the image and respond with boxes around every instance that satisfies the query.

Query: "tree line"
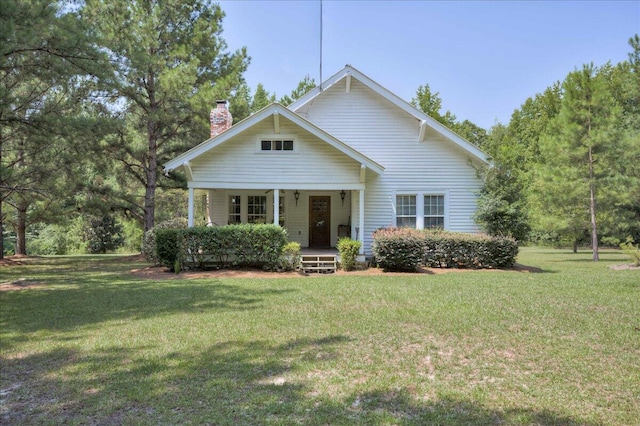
[1,1,638,261]
[0,0,314,258]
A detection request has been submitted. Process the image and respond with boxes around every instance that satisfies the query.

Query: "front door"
[309,196,331,248]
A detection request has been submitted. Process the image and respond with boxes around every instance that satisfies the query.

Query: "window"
[395,193,446,229]
[261,139,294,151]
[247,195,267,223]
[396,195,416,228]
[228,195,241,224]
[424,195,445,229]
[279,196,285,227]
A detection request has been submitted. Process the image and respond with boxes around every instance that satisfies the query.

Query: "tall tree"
[411,83,457,128]
[82,0,249,232]
[533,64,622,260]
[251,83,275,112]
[1,0,104,256]
[279,75,315,106]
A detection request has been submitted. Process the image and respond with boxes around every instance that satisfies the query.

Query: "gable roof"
[290,65,489,164]
[163,103,384,175]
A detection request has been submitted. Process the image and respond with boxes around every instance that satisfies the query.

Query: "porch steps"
[300,255,337,274]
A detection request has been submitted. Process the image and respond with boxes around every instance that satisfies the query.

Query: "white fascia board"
[188,181,365,190]
[290,65,489,165]
[289,66,354,111]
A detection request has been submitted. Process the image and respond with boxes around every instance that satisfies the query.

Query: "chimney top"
[210,100,232,137]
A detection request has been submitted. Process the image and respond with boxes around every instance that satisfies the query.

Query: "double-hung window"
[395,193,446,229]
[247,195,267,223]
[396,195,417,228]
[228,195,241,224]
[424,195,445,229]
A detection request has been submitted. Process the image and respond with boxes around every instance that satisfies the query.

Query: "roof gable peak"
[290,65,488,164]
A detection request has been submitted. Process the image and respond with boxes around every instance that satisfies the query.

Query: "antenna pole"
[319,0,323,92]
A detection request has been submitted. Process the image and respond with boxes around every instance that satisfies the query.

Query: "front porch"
[186,187,366,255]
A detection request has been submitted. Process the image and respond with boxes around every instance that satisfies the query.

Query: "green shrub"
[423,230,517,269]
[280,242,301,271]
[620,237,640,267]
[337,238,361,271]
[85,215,124,254]
[372,228,424,272]
[155,228,183,271]
[160,224,288,271]
[142,217,188,264]
[484,236,519,268]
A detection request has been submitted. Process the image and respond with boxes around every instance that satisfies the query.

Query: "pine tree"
[533,64,622,260]
[279,75,316,106]
[82,0,249,232]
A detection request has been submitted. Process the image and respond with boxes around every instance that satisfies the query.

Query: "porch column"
[358,189,365,255]
[273,189,280,226]
[206,189,215,226]
[188,188,195,227]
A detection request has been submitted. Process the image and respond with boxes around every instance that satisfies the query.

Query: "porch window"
[261,139,294,151]
[279,196,285,227]
[424,195,445,229]
[228,195,241,224]
[247,195,267,223]
[396,195,416,228]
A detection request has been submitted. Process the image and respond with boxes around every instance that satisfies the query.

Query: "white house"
[164,65,488,256]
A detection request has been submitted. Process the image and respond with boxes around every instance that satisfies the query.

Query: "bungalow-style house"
[164,65,488,257]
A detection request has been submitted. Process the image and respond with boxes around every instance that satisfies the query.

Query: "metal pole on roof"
[319,0,323,92]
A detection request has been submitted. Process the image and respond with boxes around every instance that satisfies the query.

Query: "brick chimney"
[210,100,233,137]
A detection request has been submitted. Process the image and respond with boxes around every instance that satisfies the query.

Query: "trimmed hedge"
[372,227,518,272]
[155,228,183,271]
[155,224,288,271]
[423,230,518,268]
[142,217,188,264]
[372,228,424,272]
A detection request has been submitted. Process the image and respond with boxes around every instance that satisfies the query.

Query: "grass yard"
[1,247,638,425]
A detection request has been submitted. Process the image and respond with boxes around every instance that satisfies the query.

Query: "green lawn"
[1,248,638,425]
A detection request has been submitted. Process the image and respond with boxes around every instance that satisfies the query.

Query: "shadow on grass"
[1,336,602,426]
[0,278,295,338]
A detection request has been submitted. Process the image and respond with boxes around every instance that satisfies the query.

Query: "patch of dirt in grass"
[130,262,543,280]
[609,264,640,271]
[0,254,41,267]
[0,278,46,291]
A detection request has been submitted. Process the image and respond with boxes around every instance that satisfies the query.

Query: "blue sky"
[218,1,639,129]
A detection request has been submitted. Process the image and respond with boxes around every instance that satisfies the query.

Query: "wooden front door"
[309,196,331,248]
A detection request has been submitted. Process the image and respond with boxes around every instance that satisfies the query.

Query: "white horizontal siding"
[295,78,482,254]
[190,116,362,187]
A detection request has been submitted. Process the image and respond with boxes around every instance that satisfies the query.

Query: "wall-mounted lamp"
[294,190,300,206]
[340,190,346,206]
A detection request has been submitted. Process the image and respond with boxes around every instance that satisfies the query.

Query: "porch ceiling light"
[340,190,346,206]
[294,190,300,206]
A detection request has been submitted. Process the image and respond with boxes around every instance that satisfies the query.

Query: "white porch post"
[206,189,215,226]
[273,189,280,226]
[188,188,195,227]
[358,189,365,254]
